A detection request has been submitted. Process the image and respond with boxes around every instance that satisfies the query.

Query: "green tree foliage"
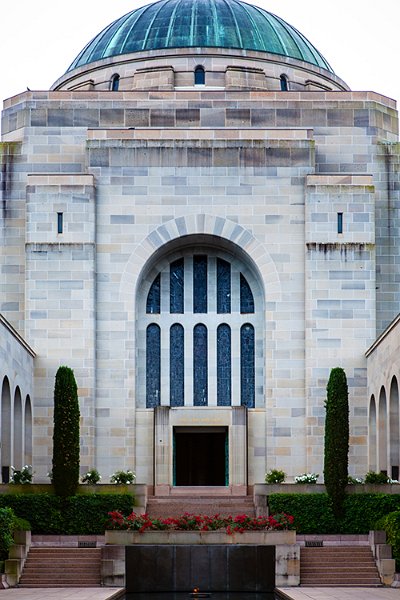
[0,507,15,561]
[52,366,80,496]
[324,367,349,519]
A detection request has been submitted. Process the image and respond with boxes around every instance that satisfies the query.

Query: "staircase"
[19,547,101,588]
[146,494,255,518]
[300,546,381,587]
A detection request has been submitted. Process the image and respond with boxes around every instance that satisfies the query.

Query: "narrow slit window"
[337,212,343,234]
[57,212,63,234]
[194,66,205,86]
[280,74,289,91]
[111,74,120,91]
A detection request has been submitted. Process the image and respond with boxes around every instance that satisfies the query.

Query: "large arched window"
[138,247,263,409]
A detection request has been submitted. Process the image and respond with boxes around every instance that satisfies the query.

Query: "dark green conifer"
[324,367,349,519]
[52,366,80,496]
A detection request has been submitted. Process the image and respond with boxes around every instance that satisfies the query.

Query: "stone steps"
[300,546,381,587]
[18,548,101,588]
[146,495,256,518]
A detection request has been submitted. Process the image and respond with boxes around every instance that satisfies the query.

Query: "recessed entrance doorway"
[173,427,228,486]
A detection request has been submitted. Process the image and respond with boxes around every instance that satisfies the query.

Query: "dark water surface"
[121,593,280,600]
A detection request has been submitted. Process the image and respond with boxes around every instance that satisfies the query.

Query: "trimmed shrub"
[268,493,400,534]
[376,511,400,570]
[52,366,80,497]
[265,469,286,484]
[0,507,15,561]
[324,367,349,519]
[365,471,390,484]
[0,494,134,535]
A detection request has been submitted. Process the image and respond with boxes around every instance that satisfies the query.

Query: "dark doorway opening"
[174,427,228,486]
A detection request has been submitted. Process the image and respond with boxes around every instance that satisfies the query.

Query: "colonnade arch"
[368,395,377,472]
[1,377,33,482]
[369,376,400,480]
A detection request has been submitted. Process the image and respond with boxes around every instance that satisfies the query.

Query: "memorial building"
[1,0,400,490]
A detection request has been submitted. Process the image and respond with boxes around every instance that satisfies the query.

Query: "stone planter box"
[105,528,295,545]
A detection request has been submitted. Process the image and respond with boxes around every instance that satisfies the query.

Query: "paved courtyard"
[0,589,123,599]
[278,588,400,600]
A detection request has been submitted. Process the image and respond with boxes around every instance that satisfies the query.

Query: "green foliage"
[12,517,31,531]
[0,507,15,561]
[9,465,33,484]
[52,366,80,497]
[295,473,319,484]
[348,475,364,484]
[268,493,400,534]
[81,469,101,484]
[376,511,400,570]
[110,470,136,484]
[365,471,390,484]
[0,494,134,535]
[324,367,349,519]
[265,469,286,484]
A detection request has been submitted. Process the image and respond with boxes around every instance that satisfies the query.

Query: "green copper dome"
[67,0,333,73]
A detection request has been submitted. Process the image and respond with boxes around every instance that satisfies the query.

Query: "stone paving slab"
[278,588,400,600]
[0,589,123,600]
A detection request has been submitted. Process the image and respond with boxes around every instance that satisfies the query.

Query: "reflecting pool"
[121,593,280,600]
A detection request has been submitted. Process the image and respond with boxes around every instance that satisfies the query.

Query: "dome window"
[194,66,205,86]
[110,74,120,91]
[280,74,289,91]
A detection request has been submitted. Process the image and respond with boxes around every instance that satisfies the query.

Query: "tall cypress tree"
[324,367,349,519]
[52,366,80,496]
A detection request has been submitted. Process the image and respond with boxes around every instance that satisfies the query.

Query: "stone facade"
[1,2,400,488]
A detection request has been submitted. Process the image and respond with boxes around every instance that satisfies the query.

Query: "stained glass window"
[240,324,255,408]
[170,324,184,407]
[217,258,231,313]
[146,274,160,314]
[143,252,260,410]
[146,324,160,408]
[193,255,207,313]
[193,324,208,406]
[170,258,184,313]
[240,273,254,313]
[217,324,231,406]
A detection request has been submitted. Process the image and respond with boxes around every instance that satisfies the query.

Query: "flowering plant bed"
[107,511,294,534]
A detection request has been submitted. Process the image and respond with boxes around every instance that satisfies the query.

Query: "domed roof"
[67,0,333,73]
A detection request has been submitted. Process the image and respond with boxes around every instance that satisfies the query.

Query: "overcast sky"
[1,0,399,113]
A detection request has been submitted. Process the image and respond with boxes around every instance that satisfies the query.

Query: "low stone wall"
[4,530,31,587]
[369,530,396,586]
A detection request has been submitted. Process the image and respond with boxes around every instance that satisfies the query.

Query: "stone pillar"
[231,406,247,494]
[154,406,170,494]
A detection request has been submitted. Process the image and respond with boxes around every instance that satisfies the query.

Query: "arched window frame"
[138,247,263,410]
[110,73,120,91]
[194,65,205,86]
[280,74,289,91]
